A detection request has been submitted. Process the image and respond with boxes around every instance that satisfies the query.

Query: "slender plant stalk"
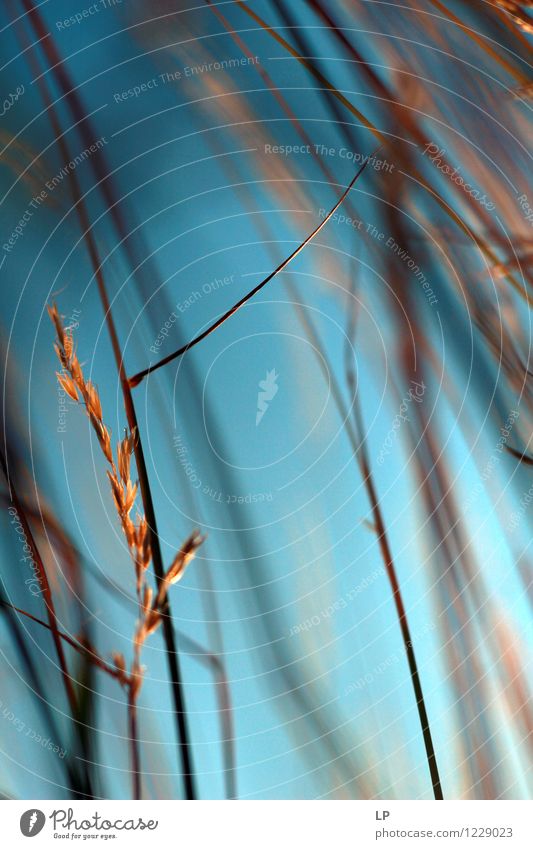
[128,687,141,800]
[2,493,235,797]
[93,286,197,800]
[344,260,443,798]
[0,450,77,713]
[2,599,142,796]
[0,593,85,795]
[277,275,443,799]
[1,601,124,680]
[119,42,440,789]
[352,403,444,799]
[95,142,195,800]
[3,598,141,795]
[129,154,375,387]
[427,0,528,81]
[49,307,203,799]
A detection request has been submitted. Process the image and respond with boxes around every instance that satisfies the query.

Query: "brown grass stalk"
[281,282,443,798]
[0,449,78,714]
[128,153,375,388]
[1,601,125,681]
[233,0,530,305]
[2,598,140,798]
[48,306,203,798]
[427,0,529,79]
[90,280,199,801]
[352,407,444,799]
[0,592,87,795]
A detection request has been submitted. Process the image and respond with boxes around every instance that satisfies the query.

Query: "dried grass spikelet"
[56,372,79,402]
[162,530,204,591]
[134,531,204,652]
[48,303,204,703]
[49,303,114,465]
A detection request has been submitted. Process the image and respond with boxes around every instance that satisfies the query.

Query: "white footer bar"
[3,800,532,848]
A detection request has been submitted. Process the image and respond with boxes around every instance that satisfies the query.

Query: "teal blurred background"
[1,0,532,799]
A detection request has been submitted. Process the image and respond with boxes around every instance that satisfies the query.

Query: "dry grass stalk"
[128,152,375,388]
[48,304,203,797]
[234,0,531,306]
[0,450,78,715]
